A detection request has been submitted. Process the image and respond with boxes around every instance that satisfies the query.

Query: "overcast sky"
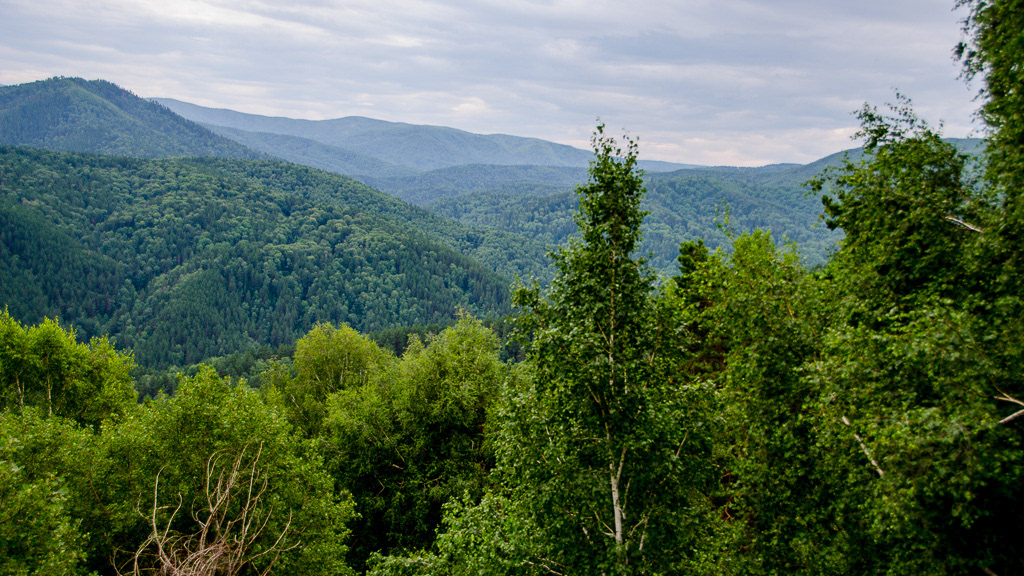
[0,0,981,166]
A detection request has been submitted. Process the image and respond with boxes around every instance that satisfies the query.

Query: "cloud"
[0,0,980,164]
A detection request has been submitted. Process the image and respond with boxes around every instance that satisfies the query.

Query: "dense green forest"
[2,2,1023,575]
[423,144,979,272]
[0,148,524,376]
[429,164,848,270]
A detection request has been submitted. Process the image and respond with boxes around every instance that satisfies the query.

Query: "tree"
[499,126,716,575]
[957,0,1024,224]
[261,322,393,438]
[100,367,355,576]
[678,229,887,575]
[322,315,505,572]
[0,310,136,428]
[808,97,978,310]
[803,94,1024,575]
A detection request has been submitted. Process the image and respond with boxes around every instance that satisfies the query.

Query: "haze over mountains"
[152,97,697,175]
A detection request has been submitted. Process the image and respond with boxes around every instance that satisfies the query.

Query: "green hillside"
[0,77,261,159]
[0,146,519,370]
[430,167,844,270]
[427,139,983,270]
[365,164,589,204]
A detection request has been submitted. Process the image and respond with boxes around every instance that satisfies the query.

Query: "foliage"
[322,316,506,572]
[0,410,97,576]
[957,0,1024,194]
[809,97,980,309]
[261,322,394,438]
[680,232,864,574]
[956,0,1024,294]
[100,367,355,576]
[0,459,87,576]
[0,309,136,427]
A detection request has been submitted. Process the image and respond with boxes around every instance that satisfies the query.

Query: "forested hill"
[0,146,520,370]
[425,138,982,270]
[428,165,845,269]
[0,77,262,160]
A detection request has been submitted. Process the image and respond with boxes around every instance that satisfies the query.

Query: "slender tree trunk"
[610,456,623,546]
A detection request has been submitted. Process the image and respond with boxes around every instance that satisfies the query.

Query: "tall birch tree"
[505,126,716,575]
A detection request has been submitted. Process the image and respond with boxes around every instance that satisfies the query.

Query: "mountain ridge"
[151,97,699,173]
[0,77,262,160]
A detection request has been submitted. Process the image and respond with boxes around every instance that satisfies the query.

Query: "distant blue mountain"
[151,97,697,174]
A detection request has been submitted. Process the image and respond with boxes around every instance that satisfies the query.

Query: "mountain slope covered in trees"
[429,165,844,269]
[0,77,261,160]
[426,139,981,270]
[1,77,870,270]
[202,124,418,179]
[0,146,521,371]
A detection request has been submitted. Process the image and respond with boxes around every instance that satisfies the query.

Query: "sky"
[0,0,982,166]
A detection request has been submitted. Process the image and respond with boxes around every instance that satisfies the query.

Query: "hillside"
[1,77,983,284]
[204,124,417,178]
[0,146,526,370]
[0,78,846,271]
[426,138,984,270]
[430,166,844,270]
[365,164,590,205]
[0,77,261,159]
[0,77,555,278]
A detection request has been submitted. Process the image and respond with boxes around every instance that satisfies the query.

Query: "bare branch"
[994,389,1024,425]
[944,215,983,233]
[998,409,1024,425]
[122,443,297,576]
[841,416,885,477]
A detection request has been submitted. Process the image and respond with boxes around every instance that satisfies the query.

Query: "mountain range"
[151,97,697,175]
[0,76,982,373]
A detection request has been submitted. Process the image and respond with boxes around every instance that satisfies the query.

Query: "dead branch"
[123,443,297,576]
[841,416,885,478]
[994,389,1024,425]
[944,216,983,233]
